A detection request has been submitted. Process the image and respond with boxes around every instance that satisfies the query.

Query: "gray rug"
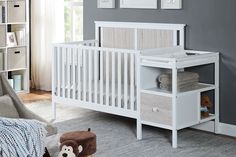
[26,101,236,157]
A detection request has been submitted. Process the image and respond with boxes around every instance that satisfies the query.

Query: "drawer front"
[8,1,25,23]
[141,93,172,126]
[7,47,26,70]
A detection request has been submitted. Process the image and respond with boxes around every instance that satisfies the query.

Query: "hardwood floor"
[19,89,52,103]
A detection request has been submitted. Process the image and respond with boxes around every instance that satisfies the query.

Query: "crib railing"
[53,40,140,112]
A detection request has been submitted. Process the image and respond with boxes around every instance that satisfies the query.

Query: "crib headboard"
[95,21,186,50]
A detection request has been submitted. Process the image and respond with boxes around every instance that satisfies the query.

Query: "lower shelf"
[141,120,173,130]
[200,114,215,123]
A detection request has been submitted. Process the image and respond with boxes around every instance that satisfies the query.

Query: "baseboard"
[219,123,236,137]
[191,121,236,137]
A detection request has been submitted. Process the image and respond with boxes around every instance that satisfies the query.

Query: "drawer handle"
[14,5,20,7]
[15,51,20,54]
[152,107,159,112]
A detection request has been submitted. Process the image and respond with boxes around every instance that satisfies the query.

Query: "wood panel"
[138,29,174,50]
[102,27,134,49]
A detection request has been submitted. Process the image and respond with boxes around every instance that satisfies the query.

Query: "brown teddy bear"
[58,140,83,157]
[201,95,213,117]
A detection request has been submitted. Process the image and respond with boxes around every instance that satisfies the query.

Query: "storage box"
[13,74,22,91]
[8,78,14,88]
[0,26,6,47]
[7,47,26,70]
[7,1,25,23]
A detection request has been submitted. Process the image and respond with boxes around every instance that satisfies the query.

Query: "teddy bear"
[58,140,83,157]
[201,95,213,117]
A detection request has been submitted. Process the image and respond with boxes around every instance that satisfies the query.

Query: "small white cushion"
[0,95,19,118]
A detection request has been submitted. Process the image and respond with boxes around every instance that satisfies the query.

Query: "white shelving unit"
[0,0,29,93]
[139,48,219,148]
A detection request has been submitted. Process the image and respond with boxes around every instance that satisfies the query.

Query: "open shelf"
[200,114,215,123]
[7,67,27,72]
[7,45,27,49]
[7,22,27,25]
[142,83,216,97]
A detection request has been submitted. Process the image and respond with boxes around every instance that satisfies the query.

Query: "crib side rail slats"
[124,53,128,109]
[67,48,71,98]
[117,53,122,108]
[53,44,139,112]
[105,51,110,106]
[94,50,98,104]
[62,47,66,98]
[57,47,61,97]
[77,47,81,101]
[83,48,87,101]
[100,50,104,105]
[72,48,76,99]
[111,52,116,107]
[130,54,134,111]
[88,49,92,102]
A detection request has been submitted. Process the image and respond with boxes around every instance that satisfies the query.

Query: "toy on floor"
[43,148,51,157]
[59,128,96,157]
[201,95,213,117]
[58,140,83,157]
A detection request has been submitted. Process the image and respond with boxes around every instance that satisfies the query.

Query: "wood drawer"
[141,93,172,126]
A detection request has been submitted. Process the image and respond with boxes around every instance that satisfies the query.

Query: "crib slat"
[77,47,81,101]
[57,47,61,97]
[105,51,109,106]
[72,47,76,99]
[130,54,134,111]
[62,47,66,98]
[111,52,115,107]
[67,48,71,98]
[94,50,98,104]
[83,48,87,101]
[88,49,92,102]
[118,52,121,108]
[124,53,128,109]
[100,50,104,105]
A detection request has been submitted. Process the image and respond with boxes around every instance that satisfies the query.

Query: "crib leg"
[136,119,142,140]
[52,101,57,121]
[172,129,178,148]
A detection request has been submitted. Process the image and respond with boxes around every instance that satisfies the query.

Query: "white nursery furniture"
[0,0,30,93]
[52,21,219,148]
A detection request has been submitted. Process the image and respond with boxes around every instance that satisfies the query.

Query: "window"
[64,0,83,42]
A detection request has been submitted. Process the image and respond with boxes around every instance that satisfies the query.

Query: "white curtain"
[31,0,64,91]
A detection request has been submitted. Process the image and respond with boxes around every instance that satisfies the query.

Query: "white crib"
[52,40,140,118]
[52,21,196,148]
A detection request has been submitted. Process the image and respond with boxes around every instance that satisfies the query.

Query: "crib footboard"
[52,40,140,118]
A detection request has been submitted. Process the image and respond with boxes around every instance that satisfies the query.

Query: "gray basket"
[7,47,26,70]
[8,0,25,23]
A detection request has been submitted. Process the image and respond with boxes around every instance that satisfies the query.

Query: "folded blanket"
[159,78,199,86]
[0,117,47,157]
[159,72,199,83]
[160,82,198,91]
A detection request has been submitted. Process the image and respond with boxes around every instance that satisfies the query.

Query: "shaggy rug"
[26,101,236,157]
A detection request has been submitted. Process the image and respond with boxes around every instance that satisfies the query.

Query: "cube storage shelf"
[139,48,219,148]
[0,0,29,93]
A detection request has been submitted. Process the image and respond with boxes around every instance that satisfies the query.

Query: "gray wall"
[84,0,236,125]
